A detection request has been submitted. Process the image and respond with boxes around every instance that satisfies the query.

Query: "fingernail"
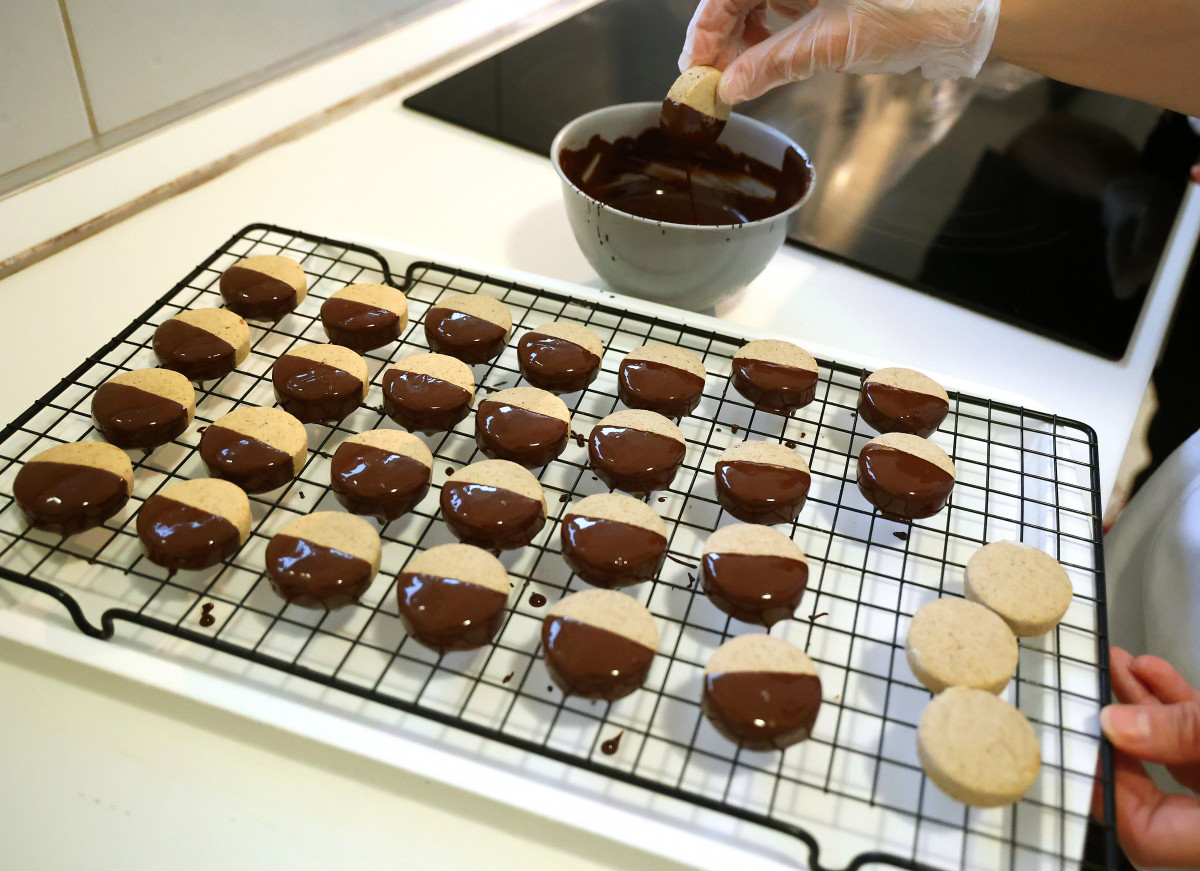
[1101,706,1152,742]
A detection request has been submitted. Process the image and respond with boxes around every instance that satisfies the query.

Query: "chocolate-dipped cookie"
[272,343,369,424]
[265,511,381,609]
[152,308,250,382]
[381,353,475,434]
[660,65,729,148]
[700,524,809,627]
[588,409,686,496]
[320,283,409,352]
[964,541,1073,637]
[136,478,251,570]
[219,254,306,320]
[905,598,1018,694]
[199,406,307,494]
[330,429,432,523]
[857,432,956,521]
[858,367,950,438]
[13,441,134,535]
[702,634,822,751]
[731,339,819,414]
[560,493,668,589]
[92,368,196,449]
[440,459,546,551]
[517,321,604,394]
[542,589,658,700]
[396,542,510,653]
[475,386,571,468]
[617,343,706,418]
[713,440,811,525]
[423,292,512,363]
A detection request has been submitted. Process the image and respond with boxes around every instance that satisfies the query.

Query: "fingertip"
[1101,705,1152,746]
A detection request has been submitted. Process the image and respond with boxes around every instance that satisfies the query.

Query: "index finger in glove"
[719,9,852,103]
[680,0,768,71]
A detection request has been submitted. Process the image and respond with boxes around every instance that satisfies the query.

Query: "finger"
[1109,647,1158,706]
[1101,702,1200,766]
[681,0,768,71]
[719,10,849,104]
[766,0,814,21]
[1130,655,1200,705]
[1111,749,1200,868]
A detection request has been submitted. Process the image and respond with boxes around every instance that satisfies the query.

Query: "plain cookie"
[965,541,1074,636]
[905,597,1018,694]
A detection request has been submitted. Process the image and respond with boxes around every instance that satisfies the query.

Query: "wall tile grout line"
[55,0,100,140]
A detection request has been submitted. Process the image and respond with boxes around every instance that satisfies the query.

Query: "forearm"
[992,0,1200,116]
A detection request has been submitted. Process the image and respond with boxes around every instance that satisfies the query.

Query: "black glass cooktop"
[405,0,1198,358]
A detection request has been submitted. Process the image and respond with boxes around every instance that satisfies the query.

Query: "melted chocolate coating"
[560,514,667,588]
[272,354,364,424]
[702,671,822,751]
[856,444,954,520]
[617,359,705,418]
[92,382,189,449]
[396,572,508,652]
[136,495,241,570]
[219,265,298,320]
[440,481,545,550]
[153,318,237,381]
[701,552,809,627]
[199,425,296,493]
[265,534,373,609]
[320,297,400,352]
[588,425,686,496]
[659,99,726,148]
[541,616,655,700]
[13,461,129,535]
[475,400,569,468]
[331,442,430,523]
[381,370,472,434]
[424,307,507,363]
[517,333,601,394]
[714,460,810,525]
[858,382,949,438]
[731,359,818,414]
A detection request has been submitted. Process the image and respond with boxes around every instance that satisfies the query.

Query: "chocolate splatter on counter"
[502,672,514,684]
[601,731,624,755]
[894,531,909,541]
[199,602,215,627]
[559,493,570,503]
[529,592,547,608]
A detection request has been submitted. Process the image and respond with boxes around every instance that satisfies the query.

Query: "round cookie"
[700,524,809,627]
[272,343,369,424]
[440,459,547,551]
[965,541,1073,637]
[702,634,821,751]
[475,386,571,468]
[542,589,658,700]
[92,368,196,449]
[857,432,956,521]
[396,543,511,653]
[661,65,729,148]
[136,478,251,570]
[13,441,134,535]
[617,343,706,418]
[714,440,811,525]
[219,254,307,320]
[423,292,512,363]
[905,598,1018,694]
[858,367,950,438]
[517,321,604,394]
[331,429,432,523]
[153,308,250,382]
[199,406,307,494]
[560,493,668,589]
[381,353,475,434]
[320,283,409,352]
[265,511,381,609]
[588,409,687,496]
[731,339,819,415]
[917,686,1041,807]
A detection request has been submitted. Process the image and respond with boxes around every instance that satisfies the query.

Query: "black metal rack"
[0,224,1117,871]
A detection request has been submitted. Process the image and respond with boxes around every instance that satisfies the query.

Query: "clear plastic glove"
[679,0,1002,105]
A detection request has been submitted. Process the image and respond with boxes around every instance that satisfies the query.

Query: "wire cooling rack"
[0,223,1117,871]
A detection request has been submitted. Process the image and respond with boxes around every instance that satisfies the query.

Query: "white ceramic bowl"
[551,102,814,311]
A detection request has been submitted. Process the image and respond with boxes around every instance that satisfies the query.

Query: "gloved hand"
[679,0,1002,105]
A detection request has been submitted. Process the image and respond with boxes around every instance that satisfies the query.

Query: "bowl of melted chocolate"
[553,102,814,310]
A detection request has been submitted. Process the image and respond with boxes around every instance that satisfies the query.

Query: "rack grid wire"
[0,224,1118,871]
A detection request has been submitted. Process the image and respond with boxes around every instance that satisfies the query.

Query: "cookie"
[905,598,1018,694]
[542,589,658,700]
[264,511,381,609]
[199,406,307,494]
[152,308,251,382]
[858,367,950,438]
[857,432,956,521]
[13,441,133,535]
[423,292,512,363]
[219,254,307,320]
[516,321,604,394]
[713,440,811,525]
[330,429,432,523]
[700,524,809,627]
[272,343,369,424]
[475,386,571,468]
[588,409,687,496]
[396,543,511,653]
[381,353,475,434]
[964,541,1073,637]
[92,368,196,449]
[440,459,546,551]
[320,283,409,352]
[731,339,819,414]
[560,493,668,589]
[661,66,729,148]
[136,478,251,570]
[917,686,1041,807]
[617,343,706,418]
[702,634,821,751]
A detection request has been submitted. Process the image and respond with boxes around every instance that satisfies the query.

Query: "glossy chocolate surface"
[381,369,472,434]
[857,444,954,520]
[424,307,507,363]
[858,382,949,438]
[560,514,667,588]
[731,359,818,414]
[517,333,601,393]
[475,400,569,468]
[703,671,822,751]
[331,442,430,523]
[396,572,508,652]
[272,354,363,423]
[701,552,809,627]
[440,481,545,550]
[714,459,810,525]
[92,382,189,449]
[152,318,237,381]
[219,265,298,320]
[199,425,296,494]
[265,534,373,609]
[659,98,725,148]
[320,297,400,352]
[541,616,655,700]
[588,425,685,496]
[617,359,704,418]
[136,495,240,570]
[13,461,129,535]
